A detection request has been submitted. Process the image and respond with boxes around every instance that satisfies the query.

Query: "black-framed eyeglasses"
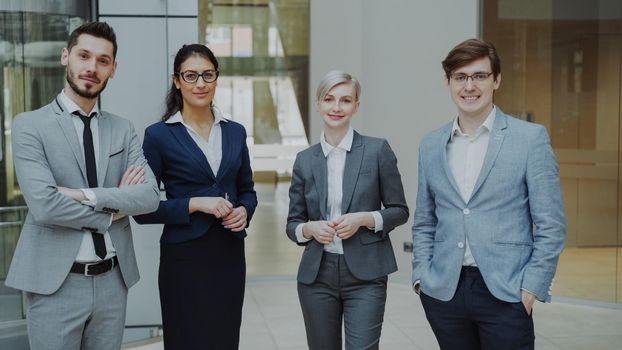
[449,71,493,84]
[176,70,219,84]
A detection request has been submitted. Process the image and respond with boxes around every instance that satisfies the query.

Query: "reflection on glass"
[269,77,306,146]
[206,25,253,57]
[0,6,90,324]
[214,76,307,147]
[216,77,254,133]
[199,0,310,152]
[268,26,284,57]
[483,0,622,303]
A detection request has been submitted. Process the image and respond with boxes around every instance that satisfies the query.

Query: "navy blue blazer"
[134,117,257,243]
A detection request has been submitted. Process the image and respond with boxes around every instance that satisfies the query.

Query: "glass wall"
[198,0,309,148]
[0,0,91,328]
[483,0,622,303]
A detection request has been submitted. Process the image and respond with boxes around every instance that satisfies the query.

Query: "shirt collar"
[450,105,496,141]
[320,127,354,157]
[59,89,100,117]
[165,105,230,125]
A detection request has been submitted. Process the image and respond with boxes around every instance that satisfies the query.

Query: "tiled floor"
[126,183,622,349]
[127,278,622,350]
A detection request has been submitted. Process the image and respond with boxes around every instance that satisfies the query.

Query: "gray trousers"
[26,265,127,350]
[298,252,388,350]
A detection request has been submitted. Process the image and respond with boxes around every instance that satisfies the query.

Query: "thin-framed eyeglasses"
[449,71,493,85]
[176,70,219,84]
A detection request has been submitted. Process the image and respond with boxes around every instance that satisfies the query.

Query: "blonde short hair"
[315,70,361,102]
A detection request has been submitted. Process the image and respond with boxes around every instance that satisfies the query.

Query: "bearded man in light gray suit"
[412,39,566,350]
[5,22,159,350]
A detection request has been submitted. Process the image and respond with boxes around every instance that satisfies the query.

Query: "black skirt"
[159,224,246,350]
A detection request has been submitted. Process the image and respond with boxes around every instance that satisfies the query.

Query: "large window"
[483,0,622,303]
[198,0,309,148]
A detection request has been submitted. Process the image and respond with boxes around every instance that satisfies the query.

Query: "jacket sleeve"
[133,127,192,225]
[412,145,437,284]
[286,154,309,246]
[376,139,409,237]
[235,129,257,225]
[521,126,566,302]
[89,120,160,216]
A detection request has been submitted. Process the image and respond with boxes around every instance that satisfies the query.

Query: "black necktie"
[76,111,107,259]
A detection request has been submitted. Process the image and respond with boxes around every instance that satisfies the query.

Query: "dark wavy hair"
[162,44,219,121]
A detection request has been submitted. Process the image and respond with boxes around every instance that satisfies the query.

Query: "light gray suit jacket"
[6,97,160,295]
[287,131,409,284]
[412,109,566,303]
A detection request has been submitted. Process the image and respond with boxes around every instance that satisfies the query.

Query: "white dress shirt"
[447,106,496,266]
[295,127,383,254]
[165,106,229,174]
[59,90,116,262]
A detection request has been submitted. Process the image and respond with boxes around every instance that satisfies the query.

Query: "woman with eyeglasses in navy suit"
[134,44,257,349]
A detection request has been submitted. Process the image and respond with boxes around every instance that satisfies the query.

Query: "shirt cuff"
[106,213,113,231]
[520,288,543,302]
[369,211,383,232]
[80,189,97,207]
[295,223,312,243]
[413,280,420,293]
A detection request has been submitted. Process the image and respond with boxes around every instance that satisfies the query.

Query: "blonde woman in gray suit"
[286,70,409,350]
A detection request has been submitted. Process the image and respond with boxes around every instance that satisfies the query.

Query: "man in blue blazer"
[412,39,566,350]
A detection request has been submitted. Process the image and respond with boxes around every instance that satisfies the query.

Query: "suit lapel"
[54,100,88,183]
[341,132,364,214]
[216,122,233,180]
[440,125,463,202]
[168,123,216,180]
[97,113,111,185]
[311,146,328,219]
[469,111,508,203]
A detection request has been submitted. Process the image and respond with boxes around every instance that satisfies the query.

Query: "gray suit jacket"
[6,97,160,295]
[287,131,409,284]
[412,109,566,303]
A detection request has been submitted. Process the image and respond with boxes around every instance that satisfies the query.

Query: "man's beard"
[66,68,108,99]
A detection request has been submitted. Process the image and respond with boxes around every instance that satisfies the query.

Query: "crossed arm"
[57,165,147,221]
[12,117,159,233]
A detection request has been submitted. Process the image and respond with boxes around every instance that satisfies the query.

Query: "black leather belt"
[71,256,118,276]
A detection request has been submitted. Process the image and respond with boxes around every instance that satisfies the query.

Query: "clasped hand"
[303,212,373,243]
[189,197,248,232]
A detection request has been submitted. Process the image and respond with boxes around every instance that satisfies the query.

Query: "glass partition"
[198,0,309,147]
[483,0,622,303]
[0,1,91,327]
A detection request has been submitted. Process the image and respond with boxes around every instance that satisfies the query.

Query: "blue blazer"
[412,109,566,303]
[134,118,257,243]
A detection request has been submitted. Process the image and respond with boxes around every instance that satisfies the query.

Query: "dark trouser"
[420,267,534,350]
[297,252,388,350]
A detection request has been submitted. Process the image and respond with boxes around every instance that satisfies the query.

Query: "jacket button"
[457,241,465,249]
[463,208,471,215]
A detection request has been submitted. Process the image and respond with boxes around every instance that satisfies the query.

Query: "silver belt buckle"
[84,261,98,276]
